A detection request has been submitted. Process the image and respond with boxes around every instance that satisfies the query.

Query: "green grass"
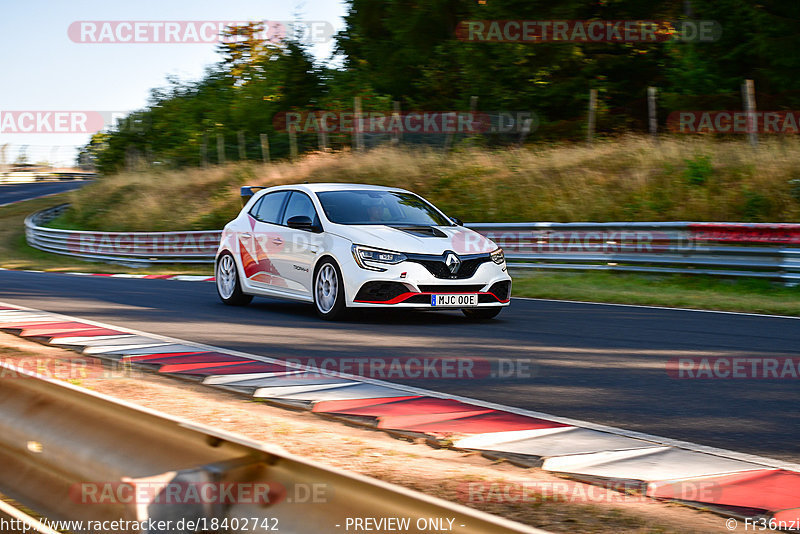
[512,271,800,316]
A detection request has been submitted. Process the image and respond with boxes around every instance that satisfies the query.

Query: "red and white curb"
[1,301,798,524]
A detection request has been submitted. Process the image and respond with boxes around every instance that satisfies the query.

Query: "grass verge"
[55,136,800,232]
[512,271,800,316]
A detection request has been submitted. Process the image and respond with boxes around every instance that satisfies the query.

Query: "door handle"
[272,238,284,245]
[241,233,252,239]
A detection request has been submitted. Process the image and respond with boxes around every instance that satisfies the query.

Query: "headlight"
[352,245,407,271]
[490,247,505,265]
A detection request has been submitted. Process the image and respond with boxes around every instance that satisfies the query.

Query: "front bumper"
[343,256,512,308]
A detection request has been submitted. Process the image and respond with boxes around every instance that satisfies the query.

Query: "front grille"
[355,281,409,302]
[406,253,491,280]
[488,280,511,300]
[405,294,433,304]
[418,284,485,293]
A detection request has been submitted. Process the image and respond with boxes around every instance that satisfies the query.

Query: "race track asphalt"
[0,180,90,206]
[1,269,797,462]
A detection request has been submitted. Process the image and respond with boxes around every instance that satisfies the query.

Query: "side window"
[281,192,320,226]
[251,191,289,224]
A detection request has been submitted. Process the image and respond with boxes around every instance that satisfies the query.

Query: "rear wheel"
[216,252,252,306]
[314,259,347,320]
[462,307,502,320]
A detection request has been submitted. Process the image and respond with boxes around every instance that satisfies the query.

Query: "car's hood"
[329,224,497,256]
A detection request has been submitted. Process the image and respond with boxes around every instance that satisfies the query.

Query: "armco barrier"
[470,222,800,282]
[25,205,800,280]
[0,359,545,534]
[25,205,221,264]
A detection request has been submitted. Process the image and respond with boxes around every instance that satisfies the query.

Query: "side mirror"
[287,215,320,232]
[450,217,463,226]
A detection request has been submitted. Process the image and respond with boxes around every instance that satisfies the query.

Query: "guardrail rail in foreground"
[25,203,800,280]
[0,360,546,534]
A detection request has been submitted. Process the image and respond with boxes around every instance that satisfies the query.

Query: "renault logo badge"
[445,252,461,274]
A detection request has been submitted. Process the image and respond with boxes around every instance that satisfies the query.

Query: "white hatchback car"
[215,183,511,320]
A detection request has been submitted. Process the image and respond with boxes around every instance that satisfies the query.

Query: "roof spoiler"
[240,186,267,206]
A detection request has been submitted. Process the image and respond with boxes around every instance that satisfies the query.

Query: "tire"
[314,258,347,320]
[462,307,502,320]
[216,252,253,306]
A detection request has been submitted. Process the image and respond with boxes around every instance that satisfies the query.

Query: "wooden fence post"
[587,89,598,144]
[742,79,758,147]
[237,131,246,160]
[216,133,225,164]
[289,130,298,159]
[648,86,658,140]
[260,133,270,163]
[353,97,364,151]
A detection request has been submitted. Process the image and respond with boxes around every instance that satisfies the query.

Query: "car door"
[240,190,290,291]
[274,191,323,297]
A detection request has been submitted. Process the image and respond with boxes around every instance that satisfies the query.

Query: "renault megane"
[215,183,511,320]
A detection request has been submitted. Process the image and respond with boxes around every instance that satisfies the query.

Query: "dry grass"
[55,136,800,231]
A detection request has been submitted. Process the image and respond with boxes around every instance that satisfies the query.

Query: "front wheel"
[314,259,347,320]
[462,307,502,320]
[216,253,253,306]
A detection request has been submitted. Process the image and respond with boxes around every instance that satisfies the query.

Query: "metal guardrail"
[0,360,545,534]
[470,222,800,282]
[25,205,221,264]
[25,204,800,280]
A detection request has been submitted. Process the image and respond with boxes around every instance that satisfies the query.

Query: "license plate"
[431,294,478,307]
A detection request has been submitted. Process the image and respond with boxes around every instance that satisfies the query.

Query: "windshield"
[317,190,452,226]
